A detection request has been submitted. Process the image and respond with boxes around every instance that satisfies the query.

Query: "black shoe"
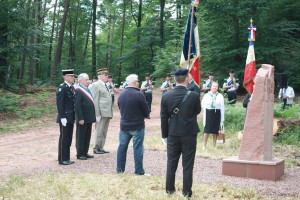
[94,149,105,154]
[166,190,175,195]
[101,149,110,154]
[86,154,94,158]
[182,191,192,198]
[59,160,75,165]
[77,156,87,160]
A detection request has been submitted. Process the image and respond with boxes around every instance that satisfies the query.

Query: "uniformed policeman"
[140,73,153,111]
[160,68,201,198]
[56,69,76,165]
[160,73,173,94]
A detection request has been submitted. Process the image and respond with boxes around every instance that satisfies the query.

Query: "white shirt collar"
[64,81,71,87]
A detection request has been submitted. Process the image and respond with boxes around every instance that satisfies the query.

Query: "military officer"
[91,68,113,154]
[160,68,201,198]
[56,69,75,165]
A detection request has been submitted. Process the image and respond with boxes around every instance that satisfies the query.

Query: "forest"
[0,0,299,92]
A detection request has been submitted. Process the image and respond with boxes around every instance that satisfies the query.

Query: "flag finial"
[191,0,200,7]
[248,19,256,42]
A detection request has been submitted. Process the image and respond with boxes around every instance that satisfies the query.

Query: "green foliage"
[224,103,246,134]
[274,103,300,118]
[274,126,300,145]
[0,92,20,112]
[0,89,55,120]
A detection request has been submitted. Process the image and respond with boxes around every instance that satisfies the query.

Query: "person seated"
[278,86,295,110]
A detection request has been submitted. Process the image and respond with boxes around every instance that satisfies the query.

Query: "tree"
[50,0,71,84]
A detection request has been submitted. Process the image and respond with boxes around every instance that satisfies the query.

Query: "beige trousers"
[93,117,110,150]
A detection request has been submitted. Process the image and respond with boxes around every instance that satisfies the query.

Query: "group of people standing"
[55,67,237,198]
[56,68,113,165]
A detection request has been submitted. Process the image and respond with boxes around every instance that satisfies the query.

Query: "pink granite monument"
[222,64,285,181]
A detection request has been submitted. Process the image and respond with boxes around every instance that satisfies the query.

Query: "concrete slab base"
[222,156,284,181]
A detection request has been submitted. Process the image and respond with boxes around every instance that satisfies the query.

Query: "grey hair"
[78,73,89,82]
[126,74,138,86]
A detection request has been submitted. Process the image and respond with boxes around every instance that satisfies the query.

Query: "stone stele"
[222,64,285,181]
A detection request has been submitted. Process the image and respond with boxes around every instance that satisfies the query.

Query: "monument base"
[222,156,284,181]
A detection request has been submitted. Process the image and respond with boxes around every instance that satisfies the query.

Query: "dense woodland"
[0,0,299,92]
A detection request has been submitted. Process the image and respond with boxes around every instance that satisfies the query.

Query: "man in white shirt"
[202,72,214,93]
[160,73,173,94]
[278,86,295,110]
[140,73,153,112]
[223,69,239,104]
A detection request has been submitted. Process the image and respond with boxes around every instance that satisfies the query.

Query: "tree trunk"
[160,0,165,46]
[35,0,42,79]
[48,0,58,78]
[105,14,111,68]
[82,12,92,66]
[118,0,126,85]
[68,14,74,63]
[28,0,38,85]
[19,3,31,83]
[91,0,97,76]
[50,0,71,84]
[0,8,8,88]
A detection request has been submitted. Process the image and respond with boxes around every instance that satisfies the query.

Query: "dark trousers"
[144,92,152,111]
[227,91,237,104]
[166,135,197,197]
[111,94,115,105]
[76,123,92,157]
[58,123,74,162]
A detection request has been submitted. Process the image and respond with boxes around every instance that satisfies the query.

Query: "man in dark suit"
[75,73,96,160]
[160,68,201,198]
[56,69,76,165]
[187,73,200,96]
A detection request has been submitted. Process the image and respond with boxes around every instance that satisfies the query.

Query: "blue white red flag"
[180,6,201,87]
[248,26,256,41]
[243,40,256,93]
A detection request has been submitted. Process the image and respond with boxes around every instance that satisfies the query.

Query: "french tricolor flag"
[243,40,256,94]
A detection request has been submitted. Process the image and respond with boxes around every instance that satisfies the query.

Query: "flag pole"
[187,5,194,69]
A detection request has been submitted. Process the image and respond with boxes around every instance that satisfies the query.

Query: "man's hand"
[79,120,84,125]
[61,118,67,126]
[220,121,224,130]
[96,116,101,123]
[162,138,167,146]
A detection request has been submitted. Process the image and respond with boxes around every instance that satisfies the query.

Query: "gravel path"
[0,92,299,198]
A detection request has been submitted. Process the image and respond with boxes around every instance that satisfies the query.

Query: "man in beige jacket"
[91,68,113,154]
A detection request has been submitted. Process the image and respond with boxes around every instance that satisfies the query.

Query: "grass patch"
[144,102,300,167]
[0,173,263,200]
[0,89,56,133]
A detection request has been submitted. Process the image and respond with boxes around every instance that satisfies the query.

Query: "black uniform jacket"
[56,82,75,123]
[75,87,96,124]
[161,86,201,138]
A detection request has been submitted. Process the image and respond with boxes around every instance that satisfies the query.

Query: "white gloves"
[162,138,167,146]
[61,118,67,126]
[96,116,101,123]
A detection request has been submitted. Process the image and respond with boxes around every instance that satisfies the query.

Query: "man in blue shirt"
[117,74,150,175]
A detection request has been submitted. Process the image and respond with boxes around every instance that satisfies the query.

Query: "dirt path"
[0,91,299,198]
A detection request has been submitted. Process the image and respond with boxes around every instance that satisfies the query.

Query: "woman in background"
[202,82,225,149]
